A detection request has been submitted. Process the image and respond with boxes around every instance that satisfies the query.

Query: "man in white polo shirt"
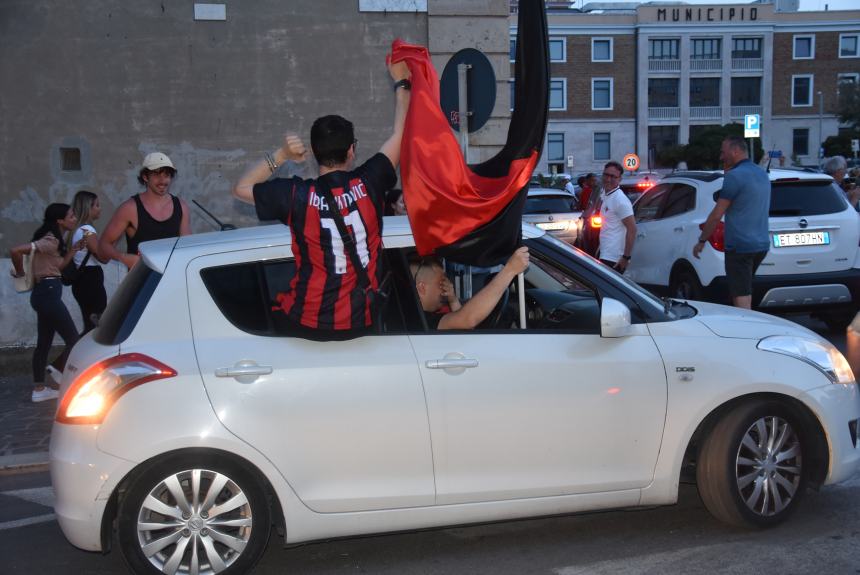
[598,160,636,273]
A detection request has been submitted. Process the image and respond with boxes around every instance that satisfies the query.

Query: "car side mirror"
[600,297,633,338]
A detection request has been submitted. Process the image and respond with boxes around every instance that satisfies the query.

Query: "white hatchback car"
[522,187,581,245]
[625,169,860,331]
[51,219,859,575]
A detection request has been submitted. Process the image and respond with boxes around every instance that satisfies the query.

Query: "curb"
[0,451,50,474]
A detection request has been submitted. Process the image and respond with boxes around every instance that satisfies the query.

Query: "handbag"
[315,177,390,332]
[12,243,36,293]
[61,250,91,286]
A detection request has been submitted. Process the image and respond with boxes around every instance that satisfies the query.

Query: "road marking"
[0,513,56,531]
[3,486,55,507]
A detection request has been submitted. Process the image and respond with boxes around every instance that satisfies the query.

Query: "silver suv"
[625,169,860,330]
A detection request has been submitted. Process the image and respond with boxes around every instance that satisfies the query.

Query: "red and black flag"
[391,0,548,267]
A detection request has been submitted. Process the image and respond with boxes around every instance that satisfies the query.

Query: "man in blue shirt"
[693,136,770,309]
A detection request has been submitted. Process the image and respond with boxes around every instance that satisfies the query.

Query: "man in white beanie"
[99,152,191,269]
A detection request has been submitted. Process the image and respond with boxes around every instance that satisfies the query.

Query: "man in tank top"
[99,152,191,269]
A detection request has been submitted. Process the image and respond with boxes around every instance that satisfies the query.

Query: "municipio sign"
[623,153,640,172]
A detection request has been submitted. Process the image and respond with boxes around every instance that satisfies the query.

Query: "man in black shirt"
[412,247,529,330]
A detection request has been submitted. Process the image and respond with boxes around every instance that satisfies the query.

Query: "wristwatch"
[393,79,411,92]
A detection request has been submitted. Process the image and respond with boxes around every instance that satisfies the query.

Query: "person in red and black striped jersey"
[233,60,411,341]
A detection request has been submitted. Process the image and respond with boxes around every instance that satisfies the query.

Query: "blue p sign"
[744,114,760,138]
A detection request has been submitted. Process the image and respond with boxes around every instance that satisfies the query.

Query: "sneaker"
[46,365,63,386]
[32,387,59,403]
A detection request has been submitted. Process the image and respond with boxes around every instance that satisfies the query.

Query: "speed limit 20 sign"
[623,153,640,172]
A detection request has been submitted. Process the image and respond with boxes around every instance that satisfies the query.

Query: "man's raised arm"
[233,134,307,205]
[379,61,411,169]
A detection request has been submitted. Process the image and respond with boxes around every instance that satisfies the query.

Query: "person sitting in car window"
[411,247,529,330]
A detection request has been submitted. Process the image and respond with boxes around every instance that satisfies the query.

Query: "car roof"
[527,188,576,197]
[663,168,834,184]
[139,217,548,273]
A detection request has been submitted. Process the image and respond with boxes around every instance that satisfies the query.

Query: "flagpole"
[517,272,526,329]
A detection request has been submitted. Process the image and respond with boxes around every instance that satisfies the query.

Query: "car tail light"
[699,221,725,252]
[590,214,603,229]
[56,353,176,425]
[637,180,655,189]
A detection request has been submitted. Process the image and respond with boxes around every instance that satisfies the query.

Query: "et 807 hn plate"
[772,231,830,248]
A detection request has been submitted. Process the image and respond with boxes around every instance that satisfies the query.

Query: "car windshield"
[525,195,577,214]
[769,180,848,216]
[538,233,671,318]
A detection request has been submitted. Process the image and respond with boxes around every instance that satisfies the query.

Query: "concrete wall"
[0,0,511,347]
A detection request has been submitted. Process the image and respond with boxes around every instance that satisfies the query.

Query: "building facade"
[515,2,860,175]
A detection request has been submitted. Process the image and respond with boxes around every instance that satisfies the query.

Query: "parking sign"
[744,114,760,138]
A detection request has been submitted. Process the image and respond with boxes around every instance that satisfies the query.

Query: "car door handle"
[673,226,685,232]
[425,358,479,369]
[215,361,273,381]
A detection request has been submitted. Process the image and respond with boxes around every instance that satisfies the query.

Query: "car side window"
[200,250,408,336]
[633,183,672,222]
[659,184,697,219]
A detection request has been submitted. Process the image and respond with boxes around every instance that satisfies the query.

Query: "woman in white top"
[69,190,110,333]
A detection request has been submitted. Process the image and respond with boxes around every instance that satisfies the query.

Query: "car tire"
[670,267,703,301]
[117,453,271,575]
[696,400,808,528]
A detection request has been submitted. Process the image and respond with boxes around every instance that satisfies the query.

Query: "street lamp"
[818,90,824,160]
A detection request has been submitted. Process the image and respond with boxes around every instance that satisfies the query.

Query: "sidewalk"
[0,347,56,472]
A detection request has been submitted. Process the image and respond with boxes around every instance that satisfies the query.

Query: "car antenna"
[765,145,776,173]
[192,199,237,231]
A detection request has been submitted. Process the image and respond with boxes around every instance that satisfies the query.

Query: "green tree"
[684,123,764,169]
[838,81,860,129]
[823,130,860,158]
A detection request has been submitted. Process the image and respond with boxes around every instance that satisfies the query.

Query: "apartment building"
[512,2,860,174]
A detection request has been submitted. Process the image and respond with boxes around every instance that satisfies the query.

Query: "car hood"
[689,301,822,341]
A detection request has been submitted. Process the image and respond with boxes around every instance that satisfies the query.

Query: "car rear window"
[769,181,848,216]
[93,262,162,345]
[525,195,577,214]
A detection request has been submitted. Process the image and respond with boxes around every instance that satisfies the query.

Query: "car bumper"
[49,423,136,552]
[799,382,860,485]
[703,268,860,312]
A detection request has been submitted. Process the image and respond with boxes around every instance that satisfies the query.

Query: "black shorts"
[725,250,767,298]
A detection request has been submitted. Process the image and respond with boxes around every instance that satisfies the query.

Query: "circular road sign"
[439,48,496,133]
[623,153,640,172]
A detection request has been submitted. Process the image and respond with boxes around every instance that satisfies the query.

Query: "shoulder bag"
[12,243,36,293]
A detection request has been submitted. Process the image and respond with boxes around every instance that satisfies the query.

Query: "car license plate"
[772,231,830,248]
[536,221,568,231]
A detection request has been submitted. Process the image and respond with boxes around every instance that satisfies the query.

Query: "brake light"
[56,353,176,424]
[590,214,603,229]
[699,221,725,252]
[637,180,655,189]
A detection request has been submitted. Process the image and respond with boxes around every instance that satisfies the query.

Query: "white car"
[625,169,860,331]
[522,187,581,244]
[51,219,859,575]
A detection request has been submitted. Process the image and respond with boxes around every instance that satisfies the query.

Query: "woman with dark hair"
[69,190,109,333]
[384,188,407,216]
[9,203,81,402]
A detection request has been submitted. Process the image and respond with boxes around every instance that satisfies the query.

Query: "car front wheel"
[696,400,808,528]
[118,453,271,575]
[670,267,703,301]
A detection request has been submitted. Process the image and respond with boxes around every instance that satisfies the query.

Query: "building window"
[648,78,679,107]
[840,34,860,58]
[732,37,761,59]
[691,38,721,60]
[793,35,815,59]
[592,78,613,110]
[549,37,566,63]
[690,78,720,107]
[593,132,611,161]
[731,77,761,106]
[509,79,515,111]
[510,38,516,62]
[649,39,679,60]
[793,128,809,157]
[550,79,567,111]
[547,133,565,163]
[592,38,613,62]
[792,75,813,107]
[60,147,82,171]
[839,73,860,93]
[648,126,679,155]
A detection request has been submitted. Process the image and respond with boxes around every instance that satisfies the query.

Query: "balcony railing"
[648,59,681,72]
[649,107,681,120]
[731,58,763,71]
[690,59,722,72]
[730,105,763,118]
[690,106,721,120]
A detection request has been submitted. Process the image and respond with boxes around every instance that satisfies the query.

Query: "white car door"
[627,183,673,285]
[408,253,668,505]
[186,246,435,513]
